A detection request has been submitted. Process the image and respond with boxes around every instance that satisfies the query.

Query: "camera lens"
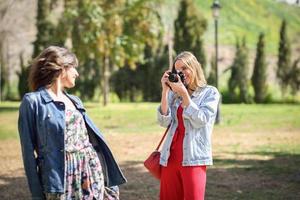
[168,72,178,82]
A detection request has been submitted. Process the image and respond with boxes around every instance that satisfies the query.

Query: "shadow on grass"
[1,152,299,200]
[0,107,19,113]
[119,160,159,200]
[0,171,30,200]
[120,152,300,200]
[206,151,300,200]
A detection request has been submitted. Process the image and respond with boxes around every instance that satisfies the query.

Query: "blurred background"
[0,0,299,103]
[0,0,299,199]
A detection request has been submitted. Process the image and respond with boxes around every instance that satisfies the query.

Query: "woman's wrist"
[181,92,191,108]
[162,87,169,95]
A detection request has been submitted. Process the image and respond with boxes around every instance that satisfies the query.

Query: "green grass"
[217,104,300,131]
[84,102,163,134]
[1,101,299,199]
[194,0,300,53]
[0,102,20,140]
[1,101,299,139]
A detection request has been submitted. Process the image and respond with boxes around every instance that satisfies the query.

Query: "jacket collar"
[190,85,207,98]
[39,87,85,111]
[39,87,53,103]
[65,92,86,111]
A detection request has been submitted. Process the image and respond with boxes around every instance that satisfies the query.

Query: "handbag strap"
[155,125,170,151]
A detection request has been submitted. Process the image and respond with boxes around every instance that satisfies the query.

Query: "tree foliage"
[111,44,169,102]
[32,0,58,58]
[17,53,29,99]
[111,64,144,102]
[138,44,169,102]
[59,0,104,100]
[0,40,7,100]
[207,54,216,86]
[174,0,207,74]
[277,19,291,95]
[289,58,300,95]
[228,37,251,103]
[58,0,163,104]
[251,33,267,103]
[228,42,240,102]
[16,0,59,98]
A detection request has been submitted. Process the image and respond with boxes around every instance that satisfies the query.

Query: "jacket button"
[47,114,51,118]
[60,149,64,152]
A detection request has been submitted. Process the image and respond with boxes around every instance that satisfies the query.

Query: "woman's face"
[174,59,192,86]
[61,66,79,88]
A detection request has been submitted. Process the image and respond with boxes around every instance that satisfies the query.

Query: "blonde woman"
[157,51,220,200]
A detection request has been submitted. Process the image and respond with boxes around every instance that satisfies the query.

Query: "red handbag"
[144,126,170,180]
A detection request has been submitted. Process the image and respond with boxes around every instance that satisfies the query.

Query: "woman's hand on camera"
[168,75,188,97]
[161,70,171,92]
[169,75,191,108]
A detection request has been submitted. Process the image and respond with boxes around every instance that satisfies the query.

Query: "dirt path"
[0,130,300,199]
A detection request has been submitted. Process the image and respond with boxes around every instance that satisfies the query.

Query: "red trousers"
[160,105,207,200]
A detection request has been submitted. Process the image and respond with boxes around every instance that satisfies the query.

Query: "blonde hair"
[174,51,207,91]
[28,46,78,91]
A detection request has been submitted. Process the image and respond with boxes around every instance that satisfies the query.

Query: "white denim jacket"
[157,85,220,166]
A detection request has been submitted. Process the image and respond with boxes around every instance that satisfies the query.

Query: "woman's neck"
[46,80,76,110]
[46,81,64,99]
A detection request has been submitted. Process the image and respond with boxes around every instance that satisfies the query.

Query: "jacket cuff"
[157,106,171,124]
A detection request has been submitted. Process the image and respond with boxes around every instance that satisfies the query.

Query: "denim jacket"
[157,85,220,167]
[18,87,126,200]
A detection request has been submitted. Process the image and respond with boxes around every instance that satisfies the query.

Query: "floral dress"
[63,109,105,200]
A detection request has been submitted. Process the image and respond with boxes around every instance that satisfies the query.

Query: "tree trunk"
[102,55,110,106]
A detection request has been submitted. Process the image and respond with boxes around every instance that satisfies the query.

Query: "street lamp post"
[211,0,221,124]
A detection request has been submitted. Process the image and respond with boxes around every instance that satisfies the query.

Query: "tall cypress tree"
[228,40,240,102]
[252,33,267,103]
[194,37,207,76]
[289,58,300,96]
[174,0,207,74]
[228,37,250,103]
[277,19,291,95]
[238,37,250,103]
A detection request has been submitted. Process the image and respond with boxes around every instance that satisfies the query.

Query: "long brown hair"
[174,51,207,91]
[28,46,78,91]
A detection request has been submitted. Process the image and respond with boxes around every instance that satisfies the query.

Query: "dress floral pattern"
[64,109,105,200]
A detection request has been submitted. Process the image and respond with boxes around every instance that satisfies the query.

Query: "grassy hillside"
[193,0,300,53]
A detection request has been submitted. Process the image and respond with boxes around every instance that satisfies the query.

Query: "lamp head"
[211,0,221,19]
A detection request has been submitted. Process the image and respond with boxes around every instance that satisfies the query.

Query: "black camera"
[168,69,185,83]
